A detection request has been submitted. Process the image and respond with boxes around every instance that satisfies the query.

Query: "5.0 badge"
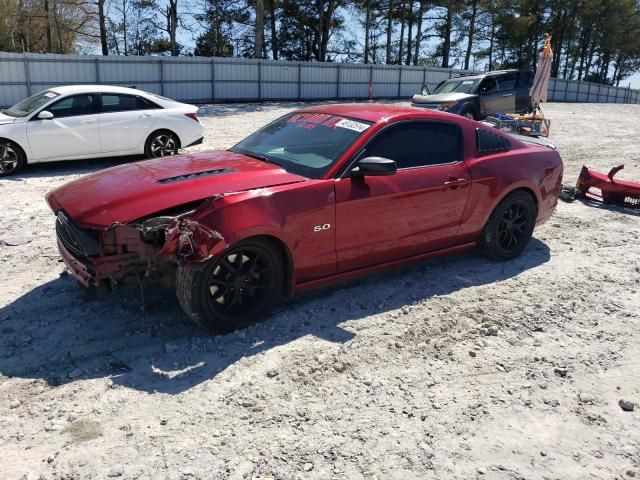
[313,223,331,232]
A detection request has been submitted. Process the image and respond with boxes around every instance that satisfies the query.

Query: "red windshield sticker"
[288,113,343,130]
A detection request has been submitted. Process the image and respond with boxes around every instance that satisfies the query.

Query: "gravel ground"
[0,102,639,480]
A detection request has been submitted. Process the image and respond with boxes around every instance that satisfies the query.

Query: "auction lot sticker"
[335,119,370,132]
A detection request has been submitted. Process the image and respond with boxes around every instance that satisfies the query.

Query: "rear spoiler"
[508,133,556,150]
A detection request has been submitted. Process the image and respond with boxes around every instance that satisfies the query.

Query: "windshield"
[230,112,371,178]
[3,90,59,117]
[434,78,480,95]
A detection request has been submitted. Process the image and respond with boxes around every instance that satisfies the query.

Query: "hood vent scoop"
[157,168,235,184]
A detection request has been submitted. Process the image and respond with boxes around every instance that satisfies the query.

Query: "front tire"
[461,108,477,121]
[176,239,284,332]
[480,191,537,261]
[144,130,180,159]
[0,140,25,177]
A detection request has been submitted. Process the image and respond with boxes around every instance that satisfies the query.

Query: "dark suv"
[411,70,533,120]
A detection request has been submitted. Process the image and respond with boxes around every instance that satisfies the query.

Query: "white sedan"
[0,85,204,176]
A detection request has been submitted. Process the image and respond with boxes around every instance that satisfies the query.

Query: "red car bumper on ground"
[576,165,640,209]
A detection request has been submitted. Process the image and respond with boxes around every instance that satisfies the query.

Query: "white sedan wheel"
[148,133,179,158]
[0,143,22,176]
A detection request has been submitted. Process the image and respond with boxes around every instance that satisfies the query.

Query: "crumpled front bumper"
[576,165,640,209]
[57,237,97,288]
[55,211,150,288]
[57,236,141,288]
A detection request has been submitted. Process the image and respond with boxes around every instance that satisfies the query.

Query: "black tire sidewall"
[482,192,537,260]
[461,109,477,121]
[189,240,284,332]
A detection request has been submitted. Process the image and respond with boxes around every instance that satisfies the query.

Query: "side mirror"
[37,110,54,120]
[351,156,397,177]
[421,84,430,96]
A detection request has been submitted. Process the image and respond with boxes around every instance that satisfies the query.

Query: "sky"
[625,72,640,89]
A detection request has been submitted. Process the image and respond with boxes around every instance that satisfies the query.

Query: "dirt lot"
[0,102,639,480]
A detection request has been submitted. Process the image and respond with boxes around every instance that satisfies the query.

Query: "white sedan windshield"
[3,91,59,117]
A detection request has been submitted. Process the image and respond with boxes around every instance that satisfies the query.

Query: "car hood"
[47,151,307,228]
[412,92,475,104]
[0,112,17,125]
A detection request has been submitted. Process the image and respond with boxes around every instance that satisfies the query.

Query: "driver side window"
[47,94,96,118]
[479,77,499,95]
[365,122,461,169]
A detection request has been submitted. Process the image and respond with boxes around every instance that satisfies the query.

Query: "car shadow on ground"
[572,197,640,217]
[0,239,550,395]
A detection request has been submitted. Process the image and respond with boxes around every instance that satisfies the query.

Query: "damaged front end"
[54,199,228,290]
[575,165,640,209]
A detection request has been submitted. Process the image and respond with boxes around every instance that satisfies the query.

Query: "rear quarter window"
[476,128,511,153]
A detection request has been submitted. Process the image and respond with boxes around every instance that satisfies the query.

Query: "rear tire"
[144,130,180,159]
[176,238,284,332]
[479,191,537,261]
[461,108,477,121]
[0,140,26,177]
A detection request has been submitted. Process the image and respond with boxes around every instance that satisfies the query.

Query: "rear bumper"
[184,136,204,148]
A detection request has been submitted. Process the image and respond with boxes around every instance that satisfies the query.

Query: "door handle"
[139,114,150,118]
[502,93,514,97]
[444,178,469,188]
[80,119,96,124]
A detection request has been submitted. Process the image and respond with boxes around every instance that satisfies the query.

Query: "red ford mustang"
[46,104,563,331]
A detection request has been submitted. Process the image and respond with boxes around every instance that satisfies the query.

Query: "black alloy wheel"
[497,200,530,252]
[205,246,275,320]
[480,191,536,261]
[176,239,284,332]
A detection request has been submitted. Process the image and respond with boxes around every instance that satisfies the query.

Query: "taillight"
[185,112,199,122]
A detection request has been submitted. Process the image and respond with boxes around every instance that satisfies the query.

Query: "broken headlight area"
[55,217,157,289]
[55,198,229,291]
[158,218,227,263]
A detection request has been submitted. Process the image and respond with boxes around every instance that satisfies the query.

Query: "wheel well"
[146,129,181,149]
[510,187,538,210]
[484,187,539,230]
[460,104,479,120]
[248,235,294,297]
[0,137,27,163]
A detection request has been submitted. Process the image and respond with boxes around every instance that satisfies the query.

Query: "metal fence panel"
[262,82,297,99]
[301,64,338,83]
[340,82,368,98]
[0,52,638,107]
[0,85,27,107]
[372,67,400,84]
[163,60,210,82]
[261,63,297,83]
[29,59,94,84]
[215,82,259,100]
[300,82,336,99]
[164,82,210,102]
